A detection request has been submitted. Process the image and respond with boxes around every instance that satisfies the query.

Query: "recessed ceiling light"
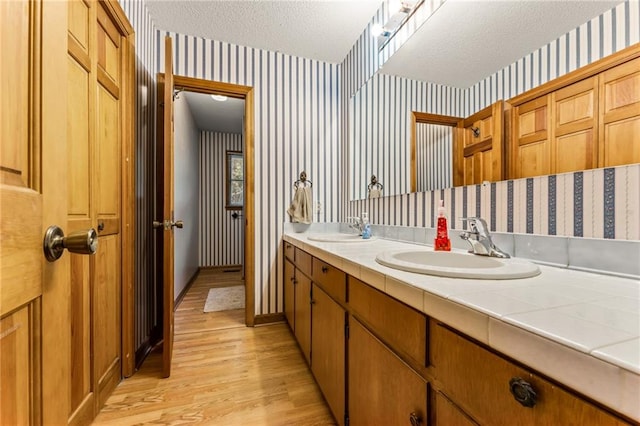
[211,94,227,102]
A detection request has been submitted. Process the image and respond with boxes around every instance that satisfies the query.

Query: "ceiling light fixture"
[211,94,228,102]
[374,0,424,51]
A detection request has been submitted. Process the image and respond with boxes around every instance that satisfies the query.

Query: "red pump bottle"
[434,200,451,251]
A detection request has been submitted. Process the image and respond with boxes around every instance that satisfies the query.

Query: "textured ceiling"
[182,91,245,134]
[380,0,621,88]
[145,0,383,63]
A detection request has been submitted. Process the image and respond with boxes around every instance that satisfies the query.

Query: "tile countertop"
[283,232,640,421]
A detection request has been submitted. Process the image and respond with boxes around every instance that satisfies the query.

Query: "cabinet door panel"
[552,77,597,172]
[294,274,311,364]
[284,258,295,331]
[349,319,427,426]
[311,285,345,425]
[599,57,640,167]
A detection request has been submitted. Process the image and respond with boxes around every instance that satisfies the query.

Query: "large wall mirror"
[348,0,625,201]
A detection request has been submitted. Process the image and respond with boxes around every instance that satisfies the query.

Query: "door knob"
[43,226,98,262]
[153,220,183,230]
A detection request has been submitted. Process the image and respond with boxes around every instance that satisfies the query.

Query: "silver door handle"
[43,226,98,262]
[152,220,183,230]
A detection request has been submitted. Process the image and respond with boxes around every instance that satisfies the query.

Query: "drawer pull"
[509,377,537,408]
[321,266,329,273]
[409,412,422,426]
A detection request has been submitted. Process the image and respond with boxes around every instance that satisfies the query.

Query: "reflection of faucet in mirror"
[368,175,383,199]
[460,217,510,258]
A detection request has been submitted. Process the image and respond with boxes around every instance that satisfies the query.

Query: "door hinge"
[344,414,349,426]
[345,322,349,339]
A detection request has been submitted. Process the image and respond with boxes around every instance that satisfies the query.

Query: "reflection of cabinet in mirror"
[510,52,640,179]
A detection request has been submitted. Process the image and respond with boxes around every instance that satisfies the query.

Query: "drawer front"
[349,277,427,366]
[431,323,628,426]
[284,241,295,262]
[295,248,312,277]
[312,258,346,303]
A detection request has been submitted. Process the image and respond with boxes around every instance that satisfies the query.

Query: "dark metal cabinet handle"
[510,377,537,408]
[310,299,316,305]
[409,412,422,426]
[321,266,329,273]
[97,221,105,231]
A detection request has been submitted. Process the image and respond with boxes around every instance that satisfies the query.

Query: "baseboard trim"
[174,269,200,310]
[199,264,242,273]
[254,313,286,325]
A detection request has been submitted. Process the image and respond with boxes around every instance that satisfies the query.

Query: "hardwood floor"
[92,268,335,425]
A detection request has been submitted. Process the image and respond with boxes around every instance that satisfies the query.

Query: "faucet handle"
[461,217,489,234]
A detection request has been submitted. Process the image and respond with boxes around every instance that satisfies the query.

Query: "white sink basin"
[307,233,377,243]
[376,250,540,279]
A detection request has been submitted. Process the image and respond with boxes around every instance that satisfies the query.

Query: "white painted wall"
[173,94,200,300]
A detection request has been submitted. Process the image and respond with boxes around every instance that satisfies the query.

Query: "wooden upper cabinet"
[455,101,504,186]
[598,56,640,167]
[510,45,640,179]
[552,77,598,174]
[512,96,550,178]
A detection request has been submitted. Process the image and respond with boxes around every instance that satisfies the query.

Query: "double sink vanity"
[282,226,639,425]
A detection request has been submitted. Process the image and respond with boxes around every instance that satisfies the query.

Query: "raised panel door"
[599,57,640,167]
[552,77,597,173]
[512,96,550,178]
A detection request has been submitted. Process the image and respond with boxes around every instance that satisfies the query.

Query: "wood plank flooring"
[92,268,335,425]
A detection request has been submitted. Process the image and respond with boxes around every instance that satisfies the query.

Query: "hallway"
[92,269,335,425]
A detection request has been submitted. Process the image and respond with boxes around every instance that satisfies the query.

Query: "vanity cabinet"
[282,239,634,425]
[431,323,629,425]
[348,317,428,426]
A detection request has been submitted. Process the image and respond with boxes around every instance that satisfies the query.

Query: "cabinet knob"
[310,299,316,305]
[321,266,328,273]
[509,377,537,408]
[409,412,422,426]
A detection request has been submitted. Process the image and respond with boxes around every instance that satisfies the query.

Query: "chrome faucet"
[460,217,510,258]
[347,216,365,234]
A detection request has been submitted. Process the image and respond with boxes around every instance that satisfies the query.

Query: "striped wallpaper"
[156,32,342,316]
[345,1,640,242]
[199,131,244,267]
[349,72,461,199]
[118,0,159,355]
[416,123,452,192]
